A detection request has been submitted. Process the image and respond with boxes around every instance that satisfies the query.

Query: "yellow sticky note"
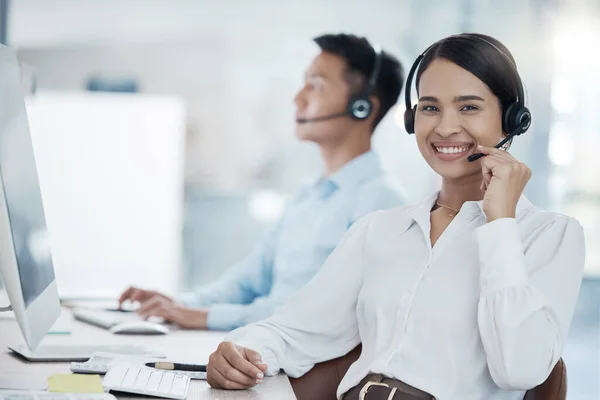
[48,374,104,393]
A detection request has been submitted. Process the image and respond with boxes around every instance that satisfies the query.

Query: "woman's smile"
[431,141,475,161]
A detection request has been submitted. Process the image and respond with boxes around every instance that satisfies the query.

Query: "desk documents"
[0,308,297,399]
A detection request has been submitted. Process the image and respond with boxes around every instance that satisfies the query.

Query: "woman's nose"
[434,111,461,137]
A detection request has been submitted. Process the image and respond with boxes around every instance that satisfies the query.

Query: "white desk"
[0,308,297,399]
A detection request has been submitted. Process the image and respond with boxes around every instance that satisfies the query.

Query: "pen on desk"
[145,362,207,372]
[105,307,135,313]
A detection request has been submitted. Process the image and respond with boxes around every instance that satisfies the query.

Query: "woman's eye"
[461,105,479,111]
[421,105,438,112]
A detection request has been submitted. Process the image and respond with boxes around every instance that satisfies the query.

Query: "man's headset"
[402,36,532,162]
[297,45,383,123]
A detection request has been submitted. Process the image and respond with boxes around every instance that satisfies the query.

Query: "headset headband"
[404,37,525,112]
[365,45,382,96]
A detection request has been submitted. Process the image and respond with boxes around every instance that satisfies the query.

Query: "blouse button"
[401,294,412,306]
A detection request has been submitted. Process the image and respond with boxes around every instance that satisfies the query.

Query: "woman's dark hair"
[415,33,522,116]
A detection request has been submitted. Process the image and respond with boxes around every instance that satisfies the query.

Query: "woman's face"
[414,58,505,181]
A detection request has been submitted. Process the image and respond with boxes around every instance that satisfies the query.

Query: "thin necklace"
[435,201,459,217]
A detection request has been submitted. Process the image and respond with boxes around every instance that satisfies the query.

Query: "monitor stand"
[0,305,47,389]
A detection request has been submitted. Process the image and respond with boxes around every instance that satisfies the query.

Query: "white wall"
[13,0,596,278]
[26,91,186,297]
[9,0,549,203]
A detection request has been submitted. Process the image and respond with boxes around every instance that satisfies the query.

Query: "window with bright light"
[549,14,600,275]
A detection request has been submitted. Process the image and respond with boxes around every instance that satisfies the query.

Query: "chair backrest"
[289,345,567,400]
[523,358,567,400]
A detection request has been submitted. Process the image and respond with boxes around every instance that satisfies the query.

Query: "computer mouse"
[108,321,170,335]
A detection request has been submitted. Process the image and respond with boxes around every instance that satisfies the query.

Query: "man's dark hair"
[314,33,404,130]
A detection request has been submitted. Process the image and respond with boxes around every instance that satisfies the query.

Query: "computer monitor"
[0,44,61,351]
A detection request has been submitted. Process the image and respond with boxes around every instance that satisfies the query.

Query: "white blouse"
[226,192,585,400]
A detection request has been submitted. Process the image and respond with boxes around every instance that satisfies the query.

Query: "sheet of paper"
[47,373,104,393]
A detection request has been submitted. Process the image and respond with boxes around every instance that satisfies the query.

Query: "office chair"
[289,345,567,400]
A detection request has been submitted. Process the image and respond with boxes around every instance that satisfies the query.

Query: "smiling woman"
[410,36,527,181]
[207,33,585,400]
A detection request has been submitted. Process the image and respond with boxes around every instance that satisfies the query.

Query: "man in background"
[119,33,406,331]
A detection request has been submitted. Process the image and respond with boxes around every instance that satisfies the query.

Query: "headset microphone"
[296,111,349,124]
[467,117,531,162]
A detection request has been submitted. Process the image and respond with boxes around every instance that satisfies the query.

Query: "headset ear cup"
[503,103,518,133]
[503,103,532,135]
[403,105,416,134]
[348,96,372,120]
[515,107,532,134]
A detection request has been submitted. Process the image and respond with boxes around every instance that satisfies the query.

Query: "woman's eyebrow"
[418,95,485,103]
[455,95,485,102]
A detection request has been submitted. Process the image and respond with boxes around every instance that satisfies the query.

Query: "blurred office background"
[1,0,598,397]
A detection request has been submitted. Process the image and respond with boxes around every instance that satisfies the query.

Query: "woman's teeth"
[434,145,471,154]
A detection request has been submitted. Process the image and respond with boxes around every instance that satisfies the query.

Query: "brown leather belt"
[343,374,435,400]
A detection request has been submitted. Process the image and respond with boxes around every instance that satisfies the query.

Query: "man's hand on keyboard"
[207,342,268,390]
[119,286,173,307]
[136,296,209,329]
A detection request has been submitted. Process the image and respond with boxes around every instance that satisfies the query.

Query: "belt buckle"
[359,381,397,400]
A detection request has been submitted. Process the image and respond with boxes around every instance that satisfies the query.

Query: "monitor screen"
[0,75,54,308]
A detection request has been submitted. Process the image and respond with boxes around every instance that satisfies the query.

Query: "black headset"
[403,36,531,138]
[296,45,383,124]
[347,45,383,120]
